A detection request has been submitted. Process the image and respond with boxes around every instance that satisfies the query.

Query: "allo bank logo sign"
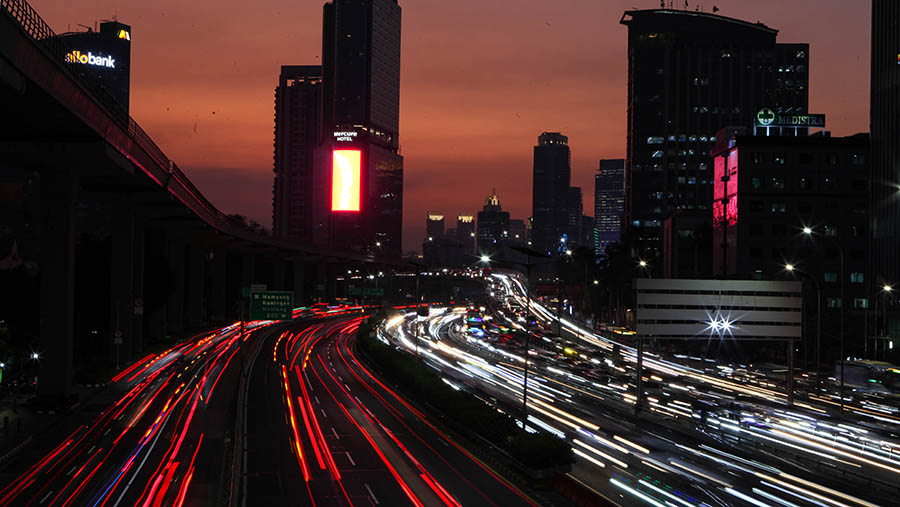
[65,50,116,69]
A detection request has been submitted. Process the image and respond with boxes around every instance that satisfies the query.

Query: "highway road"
[376,271,900,506]
[0,308,540,506]
[241,315,538,506]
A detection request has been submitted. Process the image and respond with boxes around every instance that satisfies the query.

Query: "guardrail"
[0,0,250,235]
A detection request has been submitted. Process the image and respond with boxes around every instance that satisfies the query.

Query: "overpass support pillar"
[132,218,145,356]
[166,237,186,334]
[292,261,306,305]
[109,197,135,366]
[241,253,256,289]
[144,229,168,342]
[272,259,286,291]
[38,172,78,403]
[185,244,206,329]
[209,251,227,324]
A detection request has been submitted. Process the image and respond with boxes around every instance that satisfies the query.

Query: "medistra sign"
[65,50,116,69]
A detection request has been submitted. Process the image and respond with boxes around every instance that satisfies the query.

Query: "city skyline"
[32,0,871,252]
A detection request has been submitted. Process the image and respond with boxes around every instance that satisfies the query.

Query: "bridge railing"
[1,0,250,234]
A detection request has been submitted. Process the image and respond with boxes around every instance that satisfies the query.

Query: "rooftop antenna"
[77,23,92,32]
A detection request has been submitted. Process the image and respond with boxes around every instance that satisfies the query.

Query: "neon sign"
[333,131,358,142]
[331,150,361,212]
[65,50,115,69]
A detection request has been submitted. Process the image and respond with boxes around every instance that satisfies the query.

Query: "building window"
[651,150,663,158]
[799,177,811,190]
[752,152,764,165]
[851,153,865,166]
[827,154,839,166]
[851,225,865,237]
[752,269,763,280]
[749,224,763,236]
[750,247,762,258]
[823,225,838,237]
[823,177,836,189]
[771,177,785,189]
[850,272,864,284]
[752,177,762,189]
[824,272,838,283]
[798,202,812,213]
[647,137,664,144]
[677,176,686,184]
[774,153,786,165]
[750,201,764,212]
[852,179,866,191]
[854,298,869,309]
[699,163,707,171]
[827,297,842,308]
[771,202,786,213]
[799,153,813,164]
[772,224,786,237]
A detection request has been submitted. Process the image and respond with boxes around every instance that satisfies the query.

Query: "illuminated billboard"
[331,149,361,212]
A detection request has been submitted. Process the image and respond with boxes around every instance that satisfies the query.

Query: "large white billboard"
[635,279,802,340]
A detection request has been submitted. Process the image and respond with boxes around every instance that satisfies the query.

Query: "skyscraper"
[477,190,510,255]
[56,20,132,113]
[272,66,322,243]
[532,132,571,255]
[567,186,583,247]
[621,9,808,260]
[425,212,444,240]
[314,0,404,256]
[456,215,475,254]
[870,0,900,290]
[595,159,625,258]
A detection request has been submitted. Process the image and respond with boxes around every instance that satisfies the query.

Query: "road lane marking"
[331,427,340,440]
[314,396,320,405]
[365,483,379,504]
[321,408,327,418]
[345,451,356,466]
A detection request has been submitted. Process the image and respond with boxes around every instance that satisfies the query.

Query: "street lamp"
[876,284,893,360]
[801,226,845,411]
[785,263,821,396]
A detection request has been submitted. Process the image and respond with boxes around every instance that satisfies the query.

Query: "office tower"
[595,159,625,258]
[567,187,583,248]
[425,212,445,240]
[272,66,322,243]
[315,0,403,256]
[56,20,132,113]
[581,215,594,251]
[477,190,510,255]
[870,0,900,291]
[532,132,571,255]
[621,9,808,260]
[456,215,475,254]
[509,219,527,244]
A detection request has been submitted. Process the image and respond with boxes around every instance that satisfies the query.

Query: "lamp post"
[785,264,821,401]
[877,284,893,360]
[407,260,428,362]
[479,246,552,430]
[801,226,845,411]
[634,258,653,412]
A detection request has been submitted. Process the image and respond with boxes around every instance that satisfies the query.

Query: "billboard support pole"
[787,339,794,406]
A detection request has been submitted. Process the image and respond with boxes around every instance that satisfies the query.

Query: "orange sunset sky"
[33,0,870,252]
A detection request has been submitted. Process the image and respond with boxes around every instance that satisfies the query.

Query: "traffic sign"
[250,291,294,320]
[250,284,268,292]
[367,287,384,296]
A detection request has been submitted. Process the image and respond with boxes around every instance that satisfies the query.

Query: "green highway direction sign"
[250,291,294,320]
[348,286,384,297]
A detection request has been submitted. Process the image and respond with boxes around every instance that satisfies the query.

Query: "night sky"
[33,0,870,253]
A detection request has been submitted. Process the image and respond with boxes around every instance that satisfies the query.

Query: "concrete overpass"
[0,0,404,405]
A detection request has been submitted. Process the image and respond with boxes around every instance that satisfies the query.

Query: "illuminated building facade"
[272,66,322,243]
[456,215,475,254]
[594,159,624,258]
[621,9,808,264]
[532,132,571,255]
[55,20,132,113]
[425,212,445,239]
[477,191,510,255]
[711,128,869,312]
[314,0,404,256]
[870,0,900,292]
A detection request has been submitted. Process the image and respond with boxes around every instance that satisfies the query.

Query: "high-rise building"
[456,215,475,254]
[567,187,583,249]
[272,66,322,243]
[595,159,625,258]
[56,20,132,113]
[621,9,808,261]
[477,190,510,255]
[425,212,445,240]
[532,132,571,255]
[314,0,404,256]
[509,219,527,244]
[870,0,900,293]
